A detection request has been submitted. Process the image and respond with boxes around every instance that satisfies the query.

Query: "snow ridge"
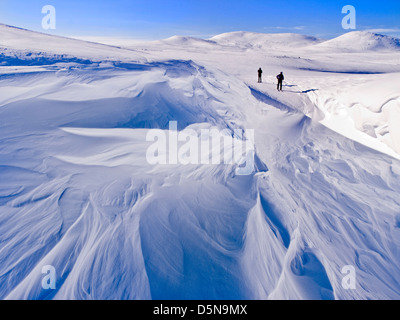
[1,25,400,300]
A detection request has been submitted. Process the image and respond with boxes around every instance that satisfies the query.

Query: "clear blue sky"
[0,0,399,40]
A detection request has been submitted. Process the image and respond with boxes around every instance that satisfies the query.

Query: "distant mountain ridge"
[152,30,400,52]
[1,24,399,54]
[313,31,400,52]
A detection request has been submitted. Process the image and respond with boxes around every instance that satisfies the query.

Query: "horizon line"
[2,22,400,44]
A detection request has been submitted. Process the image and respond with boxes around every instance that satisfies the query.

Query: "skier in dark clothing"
[258,68,263,83]
[276,72,284,91]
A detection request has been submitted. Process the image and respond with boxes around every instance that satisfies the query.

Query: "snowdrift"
[0,24,145,65]
[1,25,400,300]
[210,31,322,50]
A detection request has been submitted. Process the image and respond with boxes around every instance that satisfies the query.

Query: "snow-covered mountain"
[161,35,220,48]
[1,24,400,300]
[210,31,322,49]
[313,31,400,52]
[136,31,322,53]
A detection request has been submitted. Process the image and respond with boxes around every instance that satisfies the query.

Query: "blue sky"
[0,0,399,40]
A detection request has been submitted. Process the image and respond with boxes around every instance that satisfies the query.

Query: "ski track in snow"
[1,26,400,300]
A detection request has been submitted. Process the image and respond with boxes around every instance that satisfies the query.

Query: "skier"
[258,68,263,83]
[276,72,284,91]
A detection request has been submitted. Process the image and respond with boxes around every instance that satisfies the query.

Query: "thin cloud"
[266,26,306,31]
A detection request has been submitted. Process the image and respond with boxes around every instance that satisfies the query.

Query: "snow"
[1,24,400,300]
[210,31,323,49]
[313,31,400,52]
[0,24,145,65]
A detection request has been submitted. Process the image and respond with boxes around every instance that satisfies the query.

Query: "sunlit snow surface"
[1,25,400,299]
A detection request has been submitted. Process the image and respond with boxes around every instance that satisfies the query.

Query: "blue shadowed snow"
[1,26,400,300]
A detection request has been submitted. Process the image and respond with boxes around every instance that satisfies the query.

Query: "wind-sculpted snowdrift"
[1,25,400,300]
